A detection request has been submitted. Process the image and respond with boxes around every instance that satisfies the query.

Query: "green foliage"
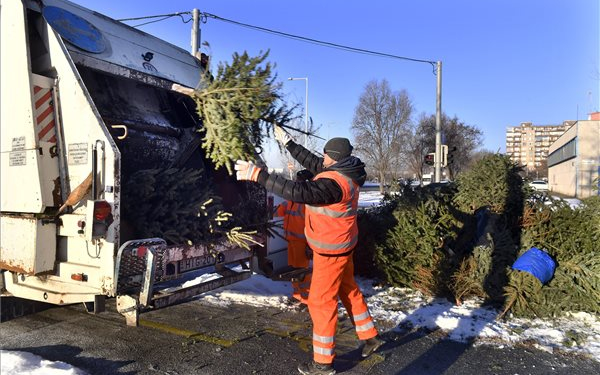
[521,197,599,260]
[450,244,491,304]
[501,270,543,319]
[354,196,398,278]
[191,51,294,173]
[449,223,518,305]
[362,154,598,318]
[122,168,224,244]
[503,196,600,318]
[122,167,267,249]
[374,186,461,294]
[453,154,525,217]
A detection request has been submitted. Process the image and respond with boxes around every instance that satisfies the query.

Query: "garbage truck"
[0,0,274,325]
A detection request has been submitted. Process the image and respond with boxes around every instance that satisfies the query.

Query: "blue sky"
[69,0,599,160]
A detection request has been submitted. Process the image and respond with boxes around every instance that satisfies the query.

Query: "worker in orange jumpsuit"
[274,169,314,306]
[235,127,384,375]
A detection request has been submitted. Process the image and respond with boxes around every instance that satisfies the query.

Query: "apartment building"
[505,121,574,172]
[548,114,600,198]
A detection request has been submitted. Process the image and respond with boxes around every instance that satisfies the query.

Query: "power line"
[117,12,190,22]
[201,12,437,70]
[116,10,436,71]
[117,12,192,28]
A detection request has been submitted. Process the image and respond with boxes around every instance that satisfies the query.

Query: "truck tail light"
[94,201,112,221]
[89,200,113,239]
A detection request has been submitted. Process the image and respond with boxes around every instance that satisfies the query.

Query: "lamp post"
[287,77,309,147]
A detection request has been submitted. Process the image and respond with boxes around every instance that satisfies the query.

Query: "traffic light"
[448,146,458,165]
[424,153,435,166]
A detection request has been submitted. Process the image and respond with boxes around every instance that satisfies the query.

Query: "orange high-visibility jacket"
[275,201,306,241]
[305,171,359,255]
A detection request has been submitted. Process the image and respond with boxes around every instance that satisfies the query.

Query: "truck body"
[1,0,271,325]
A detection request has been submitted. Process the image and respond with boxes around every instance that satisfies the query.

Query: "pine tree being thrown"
[187,50,294,174]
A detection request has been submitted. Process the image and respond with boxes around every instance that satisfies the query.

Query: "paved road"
[1,299,599,375]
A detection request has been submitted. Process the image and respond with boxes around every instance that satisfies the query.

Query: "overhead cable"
[117,12,192,27]
[201,12,436,69]
[117,10,437,71]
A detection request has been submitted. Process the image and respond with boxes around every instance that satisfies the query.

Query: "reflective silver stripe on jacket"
[306,173,357,218]
[353,311,371,322]
[313,333,335,344]
[355,320,375,332]
[313,346,334,355]
[284,203,305,239]
[305,233,358,250]
[306,205,357,217]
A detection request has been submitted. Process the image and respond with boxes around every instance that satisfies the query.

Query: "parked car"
[529,180,549,191]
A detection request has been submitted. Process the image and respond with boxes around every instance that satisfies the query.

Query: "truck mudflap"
[115,238,257,326]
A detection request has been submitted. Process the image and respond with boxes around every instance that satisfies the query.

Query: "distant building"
[506,121,574,173]
[548,114,600,198]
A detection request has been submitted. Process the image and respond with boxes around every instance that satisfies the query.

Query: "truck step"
[151,268,251,309]
[271,266,310,282]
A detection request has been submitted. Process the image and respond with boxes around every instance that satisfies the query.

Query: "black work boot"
[361,336,385,358]
[285,297,308,312]
[297,361,336,375]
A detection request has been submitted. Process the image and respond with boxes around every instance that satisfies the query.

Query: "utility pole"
[191,9,200,55]
[434,61,443,183]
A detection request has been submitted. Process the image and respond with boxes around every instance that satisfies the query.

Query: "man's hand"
[274,125,292,146]
[235,160,261,182]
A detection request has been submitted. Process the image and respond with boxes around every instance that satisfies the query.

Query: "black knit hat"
[323,137,353,161]
[296,169,314,181]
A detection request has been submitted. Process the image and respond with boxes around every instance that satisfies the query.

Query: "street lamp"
[287,77,309,147]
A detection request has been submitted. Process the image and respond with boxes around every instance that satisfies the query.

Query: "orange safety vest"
[275,201,306,241]
[305,171,359,255]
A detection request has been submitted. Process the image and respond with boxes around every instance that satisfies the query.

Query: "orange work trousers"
[308,251,378,364]
[288,239,311,303]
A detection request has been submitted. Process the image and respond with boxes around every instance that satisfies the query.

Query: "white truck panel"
[44,19,118,205]
[0,216,56,274]
[0,0,46,213]
[42,18,120,282]
[0,149,44,212]
[0,0,36,151]
[40,0,203,89]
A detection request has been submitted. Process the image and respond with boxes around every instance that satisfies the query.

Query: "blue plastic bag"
[512,247,556,284]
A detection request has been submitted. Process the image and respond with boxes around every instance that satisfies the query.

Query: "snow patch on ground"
[194,272,600,362]
[0,350,87,375]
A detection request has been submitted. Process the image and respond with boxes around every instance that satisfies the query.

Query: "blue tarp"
[512,247,556,284]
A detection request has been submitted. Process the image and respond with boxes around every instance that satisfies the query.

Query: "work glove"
[274,125,292,146]
[235,160,261,182]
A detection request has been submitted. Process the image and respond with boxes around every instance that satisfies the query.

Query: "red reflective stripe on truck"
[35,90,52,109]
[38,119,55,140]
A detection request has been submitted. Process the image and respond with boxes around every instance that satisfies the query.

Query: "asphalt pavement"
[1,299,599,374]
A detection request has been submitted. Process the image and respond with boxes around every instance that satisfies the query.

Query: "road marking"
[139,318,235,347]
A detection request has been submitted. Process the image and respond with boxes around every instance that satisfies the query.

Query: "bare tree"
[442,115,483,179]
[405,113,435,180]
[406,113,483,180]
[351,79,413,193]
